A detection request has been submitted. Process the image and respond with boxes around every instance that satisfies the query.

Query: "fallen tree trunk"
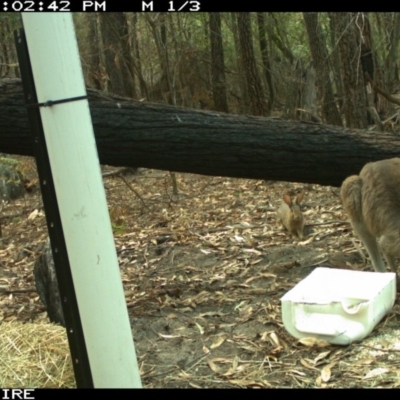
[0,79,399,187]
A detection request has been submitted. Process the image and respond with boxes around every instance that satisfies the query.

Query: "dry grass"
[0,321,74,388]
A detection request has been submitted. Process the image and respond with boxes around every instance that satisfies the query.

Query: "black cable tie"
[27,95,88,108]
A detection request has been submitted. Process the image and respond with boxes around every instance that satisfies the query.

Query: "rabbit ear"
[283,194,292,206]
[296,192,304,204]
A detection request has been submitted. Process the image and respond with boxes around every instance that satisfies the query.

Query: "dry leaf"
[200,249,212,255]
[228,379,271,388]
[207,359,221,374]
[195,322,204,335]
[298,337,331,348]
[210,336,226,349]
[223,368,236,377]
[269,331,281,347]
[300,359,318,370]
[290,369,306,376]
[232,355,239,370]
[313,351,331,364]
[28,209,39,220]
[189,382,203,388]
[156,333,181,339]
[320,365,331,382]
[299,236,314,245]
[364,368,390,379]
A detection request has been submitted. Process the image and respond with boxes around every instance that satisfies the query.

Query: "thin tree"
[229,12,250,113]
[209,13,229,113]
[130,14,148,100]
[237,13,268,116]
[303,12,342,126]
[331,13,368,128]
[387,14,400,86]
[256,12,275,113]
[80,14,103,90]
[100,13,132,97]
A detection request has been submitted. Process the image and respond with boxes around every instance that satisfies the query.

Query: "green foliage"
[111,221,127,235]
[0,156,19,168]
[270,13,309,59]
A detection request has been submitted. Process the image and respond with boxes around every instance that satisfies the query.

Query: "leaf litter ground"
[1,156,400,388]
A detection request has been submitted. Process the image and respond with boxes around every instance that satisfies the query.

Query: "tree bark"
[256,12,275,113]
[266,13,295,65]
[118,13,137,99]
[209,13,229,113]
[229,12,249,113]
[385,13,400,88]
[1,79,399,188]
[81,13,103,91]
[131,14,148,100]
[145,13,174,104]
[331,13,369,129]
[303,12,342,126]
[237,13,268,116]
[99,13,131,97]
[328,12,344,115]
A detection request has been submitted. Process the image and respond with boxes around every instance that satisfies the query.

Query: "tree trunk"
[302,64,319,122]
[82,13,103,90]
[0,15,20,79]
[209,13,229,113]
[303,13,342,126]
[131,14,148,100]
[385,13,400,88]
[328,12,344,115]
[0,18,11,78]
[145,13,173,104]
[284,59,304,120]
[331,13,368,129]
[1,79,400,188]
[266,13,295,65]
[256,12,275,113]
[237,13,268,116]
[99,13,131,96]
[118,13,137,99]
[355,13,384,126]
[229,12,249,113]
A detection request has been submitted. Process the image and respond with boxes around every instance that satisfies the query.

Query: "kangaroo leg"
[378,232,400,273]
[352,221,386,272]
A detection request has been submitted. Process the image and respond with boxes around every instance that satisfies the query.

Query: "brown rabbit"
[276,192,305,239]
[341,158,400,278]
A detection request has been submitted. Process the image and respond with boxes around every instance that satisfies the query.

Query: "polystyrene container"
[281,267,396,345]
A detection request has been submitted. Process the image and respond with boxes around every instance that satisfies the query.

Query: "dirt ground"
[1,156,400,388]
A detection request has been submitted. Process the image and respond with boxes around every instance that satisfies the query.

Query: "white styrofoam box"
[281,267,396,345]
